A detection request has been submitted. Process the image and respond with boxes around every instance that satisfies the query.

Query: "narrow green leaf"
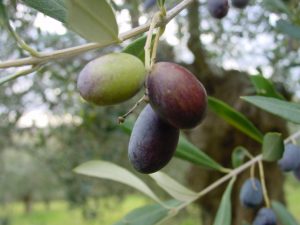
[22,0,66,23]
[149,172,197,202]
[250,75,285,100]
[241,96,300,124]
[263,0,291,15]
[276,19,300,40]
[122,34,156,63]
[231,146,249,168]
[113,200,181,225]
[262,133,284,162]
[213,177,236,225]
[0,0,9,28]
[66,0,119,44]
[157,0,165,8]
[208,96,263,143]
[74,160,161,203]
[176,135,226,172]
[272,201,299,225]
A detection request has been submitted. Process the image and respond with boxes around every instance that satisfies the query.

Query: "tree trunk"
[185,2,287,225]
[22,193,33,214]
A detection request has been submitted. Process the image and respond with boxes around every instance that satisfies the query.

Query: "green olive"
[77,53,146,106]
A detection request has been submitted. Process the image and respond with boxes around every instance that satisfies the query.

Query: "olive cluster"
[129,62,207,173]
[239,178,277,225]
[238,143,300,225]
[77,54,207,174]
[208,0,250,19]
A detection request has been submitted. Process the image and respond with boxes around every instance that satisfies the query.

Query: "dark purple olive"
[253,208,277,225]
[147,62,207,129]
[239,178,263,208]
[128,104,179,174]
[208,0,229,19]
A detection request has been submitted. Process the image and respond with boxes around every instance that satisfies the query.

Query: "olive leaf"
[208,96,263,143]
[262,133,284,162]
[242,96,300,124]
[149,172,198,202]
[213,177,236,225]
[74,160,161,203]
[66,0,119,44]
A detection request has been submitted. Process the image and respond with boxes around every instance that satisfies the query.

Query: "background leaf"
[231,146,249,168]
[22,0,66,23]
[113,200,181,225]
[276,19,300,40]
[122,35,155,63]
[250,75,285,100]
[262,133,284,162]
[212,177,236,225]
[272,201,299,225]
[74,160,161,203]
[66,0,119,44]
[149,172,197,202]
[263,0,291,15]
[241,96,300,124]
[175,135,226,172]
[208,96,263,143]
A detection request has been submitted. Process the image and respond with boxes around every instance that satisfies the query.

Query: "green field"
[0,181,299,225]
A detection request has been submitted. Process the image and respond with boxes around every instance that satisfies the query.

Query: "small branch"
[118,95,149,124]
[0,64,42,85]
[144,12,161,71]
[177,154,263,210]
[0,0,194,69]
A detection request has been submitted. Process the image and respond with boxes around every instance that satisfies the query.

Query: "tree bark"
[185,2,287,225]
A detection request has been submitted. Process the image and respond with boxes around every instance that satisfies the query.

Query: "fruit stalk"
[258,161,271,208]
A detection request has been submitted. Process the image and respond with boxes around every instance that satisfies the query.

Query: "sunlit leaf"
[213,177,236,225]
[150,172,197,202]
[250,75,285,100]
[74,160,161,203]
[22,0,66,23]
[241,96,300,124]
[272,201,299,225]
[66,0,119,44]
[208,96,263,143]
[113,200,181,225]
[262,133,284,162]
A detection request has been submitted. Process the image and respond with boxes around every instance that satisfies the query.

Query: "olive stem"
[0,0,194,69]
[145,13,161,71]
[258,160,271,208]
[150,26,163,68]
[118,94,148,124]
